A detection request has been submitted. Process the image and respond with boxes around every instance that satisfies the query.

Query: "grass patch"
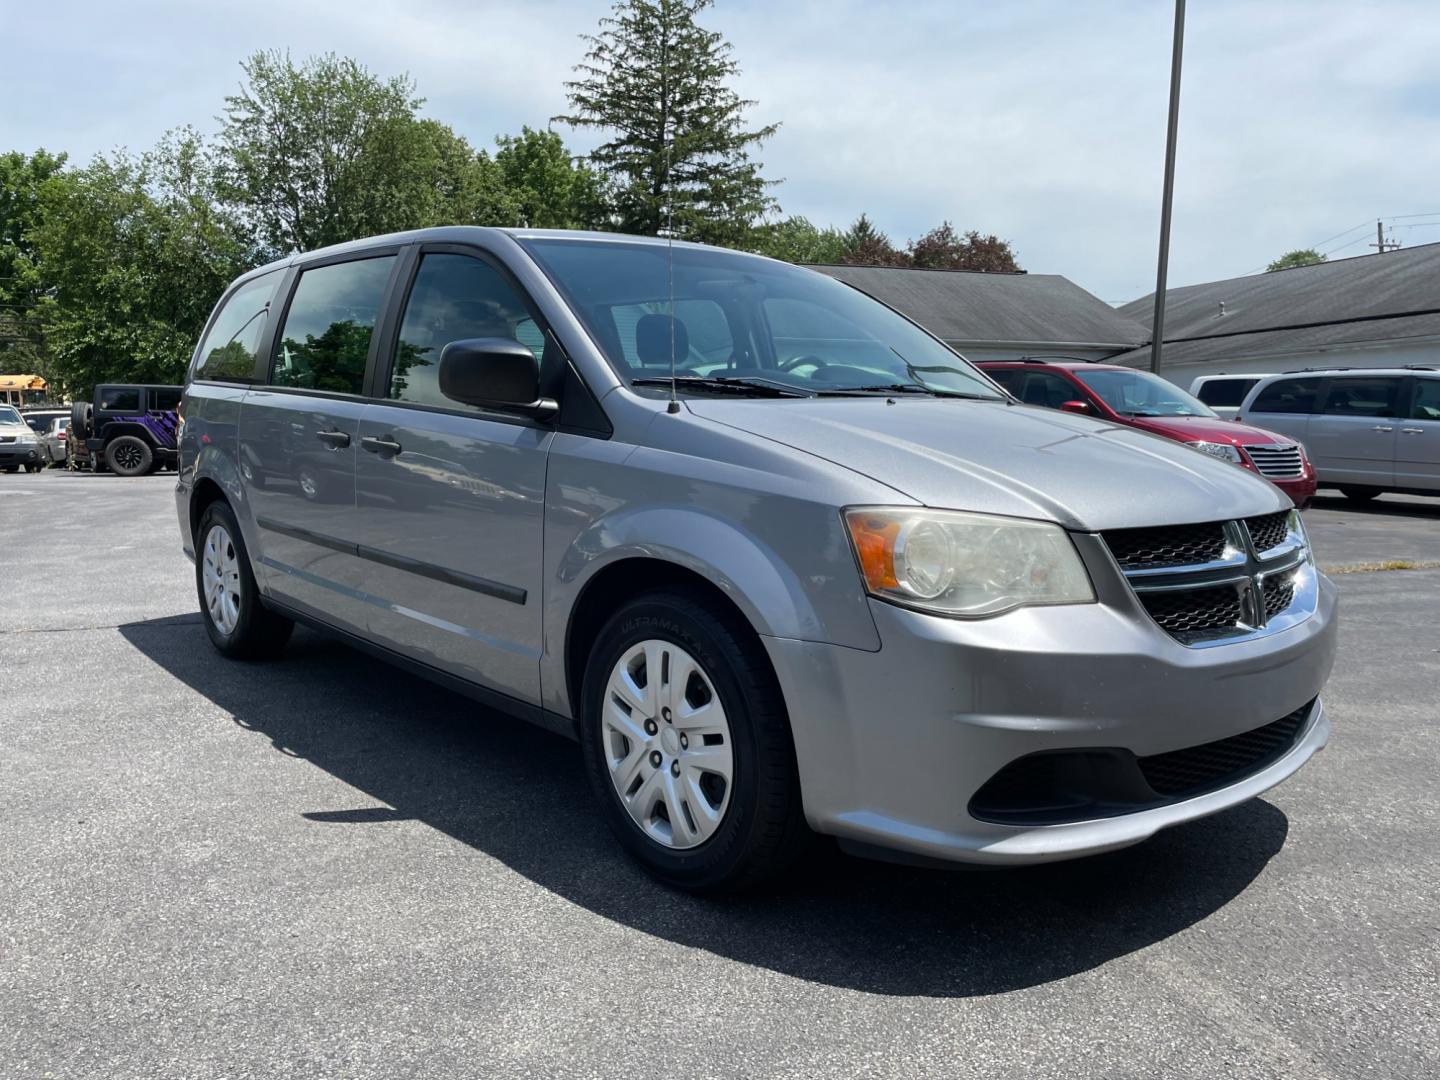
[1323,559,1440,574]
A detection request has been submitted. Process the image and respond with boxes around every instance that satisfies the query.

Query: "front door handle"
[316,429,350,449]
[1371,424,1394,432]
[360,435,402,455]
[1401,427,1424,434]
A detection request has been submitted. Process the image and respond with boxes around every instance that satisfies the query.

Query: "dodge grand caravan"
[176,228,1338,891]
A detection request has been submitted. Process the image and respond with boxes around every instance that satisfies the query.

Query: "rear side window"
[1320,377,1400,417]
[982,368,1021,391]
[1196,378,1257,407]
[1251,377,1322,414]
[194,271,282,382]
[388,253,542,409]
[98,388,141,412]
[272,257,395,395]
[1412,378,1440,421]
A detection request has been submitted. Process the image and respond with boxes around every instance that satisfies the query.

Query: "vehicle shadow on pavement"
[1309,493,1440,518]
[120,616,1290,999]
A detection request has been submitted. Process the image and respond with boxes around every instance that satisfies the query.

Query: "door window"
[1410,378,1440,421]
[271,257,395,395]
[1250,377,1322,414]
[1015,371,1081,409]
[151,388,182,412]
[193,270,282,382]
[388,253,543,410]
[1320,377,1400,417]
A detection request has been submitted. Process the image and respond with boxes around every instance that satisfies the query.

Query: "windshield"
[520,238,1006,399]
[0,406,22,425]
[1072,369,1217,418]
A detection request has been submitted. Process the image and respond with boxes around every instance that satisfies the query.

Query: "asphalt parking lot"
[2,470,1438,1079]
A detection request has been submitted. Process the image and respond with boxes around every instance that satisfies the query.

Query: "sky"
[4,0,1439,303]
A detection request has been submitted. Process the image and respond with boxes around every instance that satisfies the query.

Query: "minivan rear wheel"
[195,501,293,660]
[1339,485,1380,503]
[579,589,808,892]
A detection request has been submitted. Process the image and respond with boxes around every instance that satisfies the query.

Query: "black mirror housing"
[438,338,556,420]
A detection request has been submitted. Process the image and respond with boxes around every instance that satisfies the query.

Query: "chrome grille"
[1263,571,1296,618]
[1140,585,1243,639]
[1245,442,1305,479]
[1245,511,1292,553]
[1102,515,1314,646]
[1102,522,1228,571]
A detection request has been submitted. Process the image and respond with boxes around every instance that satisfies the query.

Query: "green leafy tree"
[555,0,779,247]
[1266,248,1328,272]
[29,131,252,395]
[749,215,847,264]
[218,51,510,252]
[494,126,606,229]
[908,221,1021,272]
[0,149,69,384]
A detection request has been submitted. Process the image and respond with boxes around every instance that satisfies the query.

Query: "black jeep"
[69,384,183,476]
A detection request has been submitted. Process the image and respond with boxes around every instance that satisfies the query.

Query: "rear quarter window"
[1196,378,1257,407]
[194,270,283,383]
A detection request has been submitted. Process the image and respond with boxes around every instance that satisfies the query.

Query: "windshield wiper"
[823,383,1003,400]
[631,375,811,398]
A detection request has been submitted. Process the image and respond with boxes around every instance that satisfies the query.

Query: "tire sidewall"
[106,435,153,477]
[579,596,768,889]
[195,503,261,656]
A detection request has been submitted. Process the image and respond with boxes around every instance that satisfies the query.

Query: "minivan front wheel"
[579,589,808,892]
[195,501,293,659]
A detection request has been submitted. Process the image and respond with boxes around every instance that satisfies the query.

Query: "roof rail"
[1017,354,1104,364]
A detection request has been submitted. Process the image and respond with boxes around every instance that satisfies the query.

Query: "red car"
[976,360,1317,507]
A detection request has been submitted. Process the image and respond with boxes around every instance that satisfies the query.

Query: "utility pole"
[1370,219,1401,254]
[1149,0,1186,374]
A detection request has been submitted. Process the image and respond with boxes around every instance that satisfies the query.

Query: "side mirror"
[1060,399,1091,415]
[438,338,557,421]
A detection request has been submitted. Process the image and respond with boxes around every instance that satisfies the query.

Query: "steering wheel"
[777,354,828,373]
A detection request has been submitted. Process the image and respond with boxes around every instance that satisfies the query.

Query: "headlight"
[844,507,1095,617]
[13,432,38,445]
[1187,440,1243,464]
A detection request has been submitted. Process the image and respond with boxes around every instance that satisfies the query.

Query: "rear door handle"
[316,429,350,448]
[360,435,402,455]
[1371,425,1394,432]
[1401,427,1424,434]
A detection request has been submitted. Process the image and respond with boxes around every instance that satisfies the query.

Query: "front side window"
[1013,370,1083,409]
[194,270,282,382]
[388,253,543,409]
[152,388,182,412]
[1070,369,1214,418]
[99,388,141,412]
[1320,376,1401,417]
[520,238,1004,399]
[272,257,395,395]
[1195,378,1258,407]
[1251,377,1322,415]
[1411,378,1440,421]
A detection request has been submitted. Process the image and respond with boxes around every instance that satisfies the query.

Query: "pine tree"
[842,214,903,266]
[555,0,779,248]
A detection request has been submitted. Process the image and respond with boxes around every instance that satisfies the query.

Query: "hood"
[687,398,1288,532]
[1124,414,1295,446]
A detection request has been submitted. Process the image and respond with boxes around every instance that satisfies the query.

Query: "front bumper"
[0,444,43,465]
[1269,473,1318,508]
[764,572,1338,866]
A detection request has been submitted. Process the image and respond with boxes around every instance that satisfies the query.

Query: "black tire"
[1339,486,1380,503]
[24,463,42,473]
[194,500,294,660]
[578,588,809,893]
[69,401,91,441]
[105,435,152,477]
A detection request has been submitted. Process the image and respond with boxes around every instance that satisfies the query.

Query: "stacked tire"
[69,403,96,471]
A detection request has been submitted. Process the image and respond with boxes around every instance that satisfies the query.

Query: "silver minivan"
[1238,368,1440,502]
[176,228,1338,890]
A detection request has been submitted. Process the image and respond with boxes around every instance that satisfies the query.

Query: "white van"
[1190,373,1275,420]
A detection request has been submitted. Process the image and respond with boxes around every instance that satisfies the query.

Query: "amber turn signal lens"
[845,511,901,590]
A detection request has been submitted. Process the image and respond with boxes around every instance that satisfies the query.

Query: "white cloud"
[3,0,1437,301]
